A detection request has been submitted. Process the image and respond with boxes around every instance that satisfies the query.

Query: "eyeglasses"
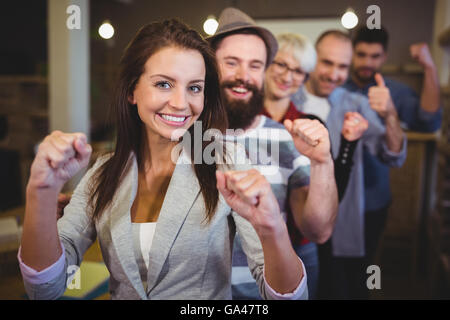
[271,60,306,80]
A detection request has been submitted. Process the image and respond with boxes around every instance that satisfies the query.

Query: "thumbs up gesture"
[368,73,395,118]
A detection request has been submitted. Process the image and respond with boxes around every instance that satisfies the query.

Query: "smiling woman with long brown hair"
[18,19,307,300]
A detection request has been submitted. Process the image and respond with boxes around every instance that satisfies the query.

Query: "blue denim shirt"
[292,86,407,256]
[343,77,442,211]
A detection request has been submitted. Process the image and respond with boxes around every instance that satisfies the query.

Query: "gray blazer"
[23,149,276,300]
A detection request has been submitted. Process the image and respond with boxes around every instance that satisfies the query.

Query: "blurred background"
[0,0,449,299]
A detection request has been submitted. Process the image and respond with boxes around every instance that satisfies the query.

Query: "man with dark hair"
[343,26,442,285]
[209,7,339,300]
[291,30,407,299]
[346,26,441,132]
[352,26,389,50]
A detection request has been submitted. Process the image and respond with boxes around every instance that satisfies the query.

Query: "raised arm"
[368,73,404,153]
[334,112,369,201]
[21,131,92,272]
[410,43,441,114]
[284,119,338,244]
[216,169,304,297]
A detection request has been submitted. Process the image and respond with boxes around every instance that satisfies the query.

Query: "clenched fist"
[216,169,282,236]
[368,73,395,118]
[410,43,435,69]
[283,118,331,164]
[28,131,92,192]
[341,112,369,141]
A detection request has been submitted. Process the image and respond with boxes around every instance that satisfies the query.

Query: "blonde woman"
[263,32,369,299]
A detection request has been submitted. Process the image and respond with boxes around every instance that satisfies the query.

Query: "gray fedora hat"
[207,7,278,65]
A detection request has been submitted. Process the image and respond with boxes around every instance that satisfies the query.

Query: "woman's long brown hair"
[88,19,228,222]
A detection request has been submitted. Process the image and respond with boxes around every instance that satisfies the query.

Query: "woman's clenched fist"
[28,131,92,192]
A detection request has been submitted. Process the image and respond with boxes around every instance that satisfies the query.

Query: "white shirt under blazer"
[21,144,308,300]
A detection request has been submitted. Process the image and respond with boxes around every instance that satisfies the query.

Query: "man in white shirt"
[291,30,407,299]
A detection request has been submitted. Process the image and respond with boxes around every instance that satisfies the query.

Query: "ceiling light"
[341,9,358,29]
[203,16,218,36]
[99,21,114,39]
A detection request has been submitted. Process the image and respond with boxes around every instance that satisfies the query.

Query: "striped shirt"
[224,115,310,221]
[224,115,310,298]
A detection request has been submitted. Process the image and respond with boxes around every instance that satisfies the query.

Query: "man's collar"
[304,83,330,100]
[246,115,263,131]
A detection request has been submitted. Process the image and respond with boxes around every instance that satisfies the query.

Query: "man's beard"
[221,80,264,130]
[352,66,377,84]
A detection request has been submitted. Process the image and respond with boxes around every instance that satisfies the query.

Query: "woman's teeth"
[160,114,187,122]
